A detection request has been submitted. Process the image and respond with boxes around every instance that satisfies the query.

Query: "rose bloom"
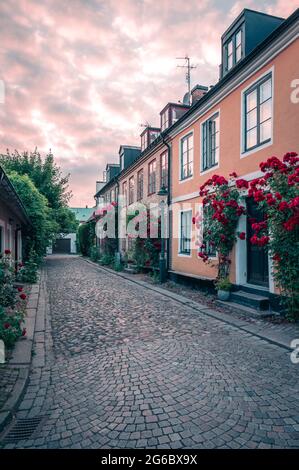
[238,232,246,240]
[20,293,27,300]
[4,249,11,255]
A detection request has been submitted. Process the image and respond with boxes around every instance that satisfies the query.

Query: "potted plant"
[215,277,232,301]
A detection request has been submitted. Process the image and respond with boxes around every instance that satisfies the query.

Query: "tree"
[7,171,57,259]
[0,149,76,233]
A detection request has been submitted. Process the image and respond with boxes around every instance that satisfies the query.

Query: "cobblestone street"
[1,255,299,449]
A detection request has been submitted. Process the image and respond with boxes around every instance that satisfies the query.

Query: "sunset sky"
[0,0,298,206]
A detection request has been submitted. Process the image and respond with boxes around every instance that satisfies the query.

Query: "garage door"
[53,238,71,254]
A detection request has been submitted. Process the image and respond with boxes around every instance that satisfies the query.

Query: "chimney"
[191,85,209,105]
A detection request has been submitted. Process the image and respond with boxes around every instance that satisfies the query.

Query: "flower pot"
[217,290,230,301]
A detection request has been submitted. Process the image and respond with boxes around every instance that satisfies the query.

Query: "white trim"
[178,208,192,257]
[168,25,298,139]
[7,224,12,251]
[268,252,275,294]
[235,200,247,285]
[200,108,221,175]
[179,130,194,182]
[240,66,274,157]
[172,191,199,204]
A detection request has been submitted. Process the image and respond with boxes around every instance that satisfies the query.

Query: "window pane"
[227,54,233,70]
[228,40,233,54]
[260,99,271,123]
[246,128,257,149]
[236,44,242,62]
[236,30,241,46]
[260,119,271,142]
[246,108,257,130]
[260,79,272,103]
[246,90,257,111]
[182,138,188,153]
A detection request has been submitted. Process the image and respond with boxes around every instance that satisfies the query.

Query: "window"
[148,160,156,195]
[180,211,192,255]
[120,154,124,170]
[201,208,216,257]
[180,132,193,180]
[160,151,168,188]
[225,27,243,72]
[244,74,272,152]
[110,189,115,203]
[137,169,143,200]
[202,113,219,172]
[129,176,135,205]
[161,110,169,131]
[172,108,179,124]
[122,181,128,205]
[141,133,147,152]
[149,130,159,145]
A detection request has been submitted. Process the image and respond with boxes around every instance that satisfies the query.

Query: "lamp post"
[157,185,168,283]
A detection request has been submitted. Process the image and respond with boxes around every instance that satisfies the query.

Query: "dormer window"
[140,127,160,152]
[224,27,243,72]
[161,111,169,131]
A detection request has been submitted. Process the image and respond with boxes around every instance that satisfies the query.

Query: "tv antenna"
[176,56,197,106]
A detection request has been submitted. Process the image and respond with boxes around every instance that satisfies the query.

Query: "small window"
[244,74,272,152]
[149,131,159,145]
[141,133,147,152]
[161,110,169,131]
[148,160,156,195]
[180,133,193,180]
[129,176,135,205]
[160,151,168,189]
[225,27,243,72]
[202,113,219,172]
[137,169,143,201]
[180,211,192,255]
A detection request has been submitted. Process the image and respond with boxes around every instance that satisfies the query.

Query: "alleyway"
[2,255,299,448]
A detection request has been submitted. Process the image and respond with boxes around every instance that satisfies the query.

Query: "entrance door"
[246,198,269,287]
[53,238,71,254]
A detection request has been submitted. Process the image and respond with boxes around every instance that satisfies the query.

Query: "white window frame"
[200,108,220,176]
[240,66,274,158]
[179,130,194,183]
[178,209,192,257]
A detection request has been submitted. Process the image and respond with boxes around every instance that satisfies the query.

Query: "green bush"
[16,249,38,284]
[90,245,100,262]
[99,253,114,266]
[0,306,25,348]
[0,252,17,308]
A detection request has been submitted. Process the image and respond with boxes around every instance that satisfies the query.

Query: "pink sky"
[0,0,298,206]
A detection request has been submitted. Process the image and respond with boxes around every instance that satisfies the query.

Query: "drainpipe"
[162,134,171,272]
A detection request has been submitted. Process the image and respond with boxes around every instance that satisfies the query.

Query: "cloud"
[0,0,297,205]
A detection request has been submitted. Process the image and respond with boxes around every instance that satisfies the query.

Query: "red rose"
[4,322,11,329]
[289,196,299,209]
[278,201,289,211]
[4,249,11,255]
[192,217,196,225]
[275,192,282,200]
[229,172,238,178]
[238,232,246,240]
[273,253,281,262]
[17,287,23,292]
[236,179,249,189]
[220,234,226,242]
[22,328,27,337]
[254,190,265,202]
[20,293,27,300]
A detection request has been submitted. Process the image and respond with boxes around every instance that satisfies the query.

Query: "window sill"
[179,176,193,184]
[178,252,192,257]
[241,139,272,158]
[200,163,219,176]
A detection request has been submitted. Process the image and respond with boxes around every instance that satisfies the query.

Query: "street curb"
[0,269,43,434]
[84,258,296,353]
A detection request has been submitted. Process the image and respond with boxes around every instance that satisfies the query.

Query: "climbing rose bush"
[248,152,299,319]
[198,173,245,280]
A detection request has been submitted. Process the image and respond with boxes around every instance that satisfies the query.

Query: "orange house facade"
[167,9,299,298]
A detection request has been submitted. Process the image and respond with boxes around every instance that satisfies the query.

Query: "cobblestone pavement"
[1,255,299,449]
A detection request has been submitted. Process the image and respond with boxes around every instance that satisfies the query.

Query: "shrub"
[90,245,100,262]
[0,307,25,348]
[215,277,232,292]
[0,252,17,308]
[16,249,38,284]
[99,253,114,266]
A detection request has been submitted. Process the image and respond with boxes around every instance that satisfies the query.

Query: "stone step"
[216,300,275,318]
[230,290,270,310]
